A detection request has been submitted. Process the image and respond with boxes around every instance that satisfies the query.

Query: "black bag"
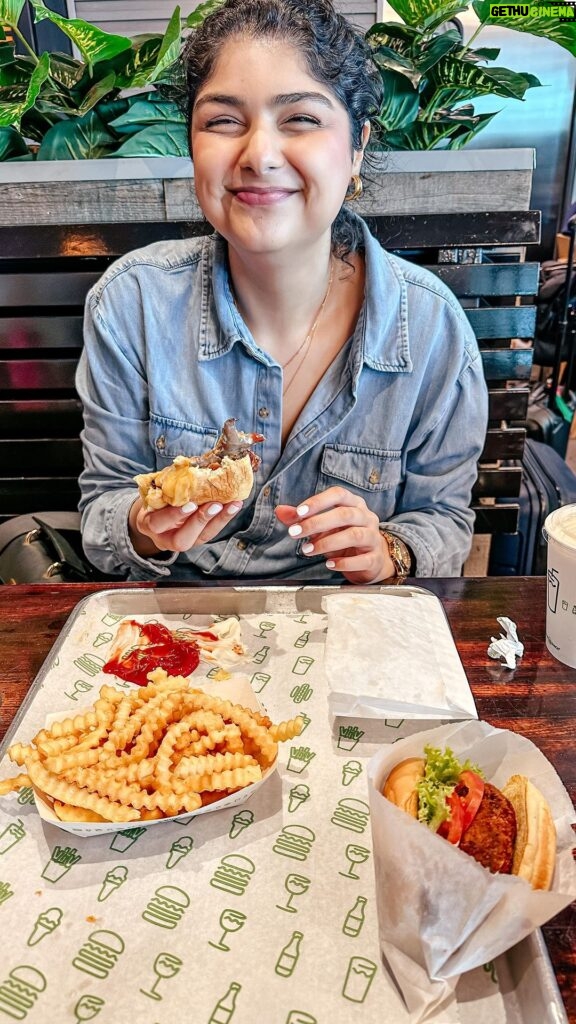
[533,259,576,367]
[526,382,572,457]
[488,439,576,576]
[0,512,114,584]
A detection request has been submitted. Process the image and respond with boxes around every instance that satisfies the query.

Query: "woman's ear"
[352,121,371,175]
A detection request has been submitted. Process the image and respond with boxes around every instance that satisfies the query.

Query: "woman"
[76,0,488,583]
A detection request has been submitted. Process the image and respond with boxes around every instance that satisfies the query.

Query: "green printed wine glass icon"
[255,620,275,638]
[339,844,370,879]
[276,874,310,913]
[140,952,183,1000]
[64,679,94,702]
[209,909,247,950]
[74,994,105,1022]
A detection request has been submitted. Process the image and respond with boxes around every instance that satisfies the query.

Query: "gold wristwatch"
[381,531,412,578]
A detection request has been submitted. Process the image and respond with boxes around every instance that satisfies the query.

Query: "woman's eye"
[284,114,321,126]
[205,116,241,129]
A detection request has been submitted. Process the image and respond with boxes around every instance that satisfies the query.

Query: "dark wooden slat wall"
[0,214,541,531]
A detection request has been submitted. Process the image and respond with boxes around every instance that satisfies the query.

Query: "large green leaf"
[0,0,27,28]
[134,6,182,87]
[113,37,162,89]
[78,71,117,115]
[29,0,132,65]
[0,123,27,159]
[382,117,468,149]
[109,97,185,134]
[185,0,225,28]
[366,22,419,46]
[111,122,189,157]
[36,109,116,158]
[0,50,49,128]
[386,0,469,30]
[375,67,421,131]
[47,53,87,90]
[473,0,576,56]
[372,48,421,87]
[429,53,540,99]
[418,30,462,73]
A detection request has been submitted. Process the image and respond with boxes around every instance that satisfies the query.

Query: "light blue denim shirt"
[76,216,488,581]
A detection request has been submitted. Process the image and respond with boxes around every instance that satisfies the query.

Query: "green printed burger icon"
[142,886,190,929]
[210,855,255,896]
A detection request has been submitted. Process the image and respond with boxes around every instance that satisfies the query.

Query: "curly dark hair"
[178,0,383,260]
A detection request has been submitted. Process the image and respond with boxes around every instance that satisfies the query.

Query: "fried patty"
[459,782,517,874]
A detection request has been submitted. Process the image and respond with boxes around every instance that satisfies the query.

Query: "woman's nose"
[238,124,283,174]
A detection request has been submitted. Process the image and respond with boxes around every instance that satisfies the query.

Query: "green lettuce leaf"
[416,745,483,832]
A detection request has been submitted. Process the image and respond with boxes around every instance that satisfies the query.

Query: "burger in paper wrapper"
[367,720,576,1023]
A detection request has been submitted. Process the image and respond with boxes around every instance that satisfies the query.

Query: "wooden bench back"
[0,213,540,531]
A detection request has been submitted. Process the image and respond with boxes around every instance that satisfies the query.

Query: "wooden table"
[0,577,574,1022]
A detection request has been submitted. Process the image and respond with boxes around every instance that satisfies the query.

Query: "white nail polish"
[302,542,314,554]
[288,524,303,537]
[181,502,198,514]
[207,503,223,516]
[326,560,336,569]
[225,503,242,515]
[296,504,309,517]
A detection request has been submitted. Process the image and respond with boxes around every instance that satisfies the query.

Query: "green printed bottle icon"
[275,931,303,977]
[342,896,366,937]
[253,645,270,665]
[294,631,311,648]
[208,981,241,1022]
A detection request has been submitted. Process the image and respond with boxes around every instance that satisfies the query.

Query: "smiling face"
[191,36,367,262]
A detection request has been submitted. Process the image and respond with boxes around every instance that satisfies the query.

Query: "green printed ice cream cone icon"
[17,787,35,806]
[291,656,314,676]
[140,952,182,1000]
[342,761,362,787]
[287,746,315,774]
[276,873,310,913]
[72,930,125,978]
[288,783,310,813]
[41,844,81,882]
[209,909,246,950]
[0,966,46,1019]
[166,836,194,868]
[342,957,377,1003]
[110,826,147,852]
[93,631,113,648]
[98,865,128,901]
[290,683,312,704]
[337,725,364,751]
[275,931,303,977]
[142,886,190,929]
[74,994,105,1022]
[208,981,241,1023]
[331,799,370,834]
[0,882,14,905]
[0,818,25,855]
[27,907,63,945]
[65,679,94,702]
[229,810,254,840]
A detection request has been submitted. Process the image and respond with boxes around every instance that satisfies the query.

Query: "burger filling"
[188,418,264,471]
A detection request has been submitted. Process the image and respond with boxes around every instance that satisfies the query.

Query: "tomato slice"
[437,792,465,844]
[457,770,485,833]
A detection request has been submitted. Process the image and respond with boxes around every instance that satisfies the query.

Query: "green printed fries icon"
[0,881,13,905]
[290,683,313,704]
[41,845,82,882]
[337,726,364,751]
[287,747,316,774]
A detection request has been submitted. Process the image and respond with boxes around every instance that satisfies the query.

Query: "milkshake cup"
[0,819,25,854]
[543,504,576,668]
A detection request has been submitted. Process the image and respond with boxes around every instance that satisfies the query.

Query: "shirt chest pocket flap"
[150,416,219,467]
[319,444,402,509]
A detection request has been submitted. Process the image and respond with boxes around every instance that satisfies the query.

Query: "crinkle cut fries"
[0,669,303,823]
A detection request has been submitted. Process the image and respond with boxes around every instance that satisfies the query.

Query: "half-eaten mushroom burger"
[383,746,556,890]
[135,418,265,510]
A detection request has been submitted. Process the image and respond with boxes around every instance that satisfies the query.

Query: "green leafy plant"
[0,0,222,159]
[367,0,576,149]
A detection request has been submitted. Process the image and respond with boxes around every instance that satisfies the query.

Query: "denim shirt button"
[263,486,271,498]
[156,435,166,451]
[236,539,248,550]
[258,407,270,418]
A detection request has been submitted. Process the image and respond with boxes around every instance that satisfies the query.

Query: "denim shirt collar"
[198,213,412,373]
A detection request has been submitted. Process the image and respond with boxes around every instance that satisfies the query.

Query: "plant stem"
[460,20,485,58]
[12,26,39,62]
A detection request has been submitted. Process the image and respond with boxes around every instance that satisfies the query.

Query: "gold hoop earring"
[345,175,363,202]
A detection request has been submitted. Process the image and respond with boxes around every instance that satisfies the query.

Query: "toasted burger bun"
[502,774,556,891]
[382,759,556,890]
[135,454,255,511]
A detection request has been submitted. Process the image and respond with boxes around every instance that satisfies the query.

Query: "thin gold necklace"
[283,259,334,397]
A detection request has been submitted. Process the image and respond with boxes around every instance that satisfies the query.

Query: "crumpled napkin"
[487,616,524,670]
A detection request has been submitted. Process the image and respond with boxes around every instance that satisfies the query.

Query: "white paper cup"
[543,503,576,669]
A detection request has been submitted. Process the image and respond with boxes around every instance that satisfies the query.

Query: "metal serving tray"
[0,586,568,1024]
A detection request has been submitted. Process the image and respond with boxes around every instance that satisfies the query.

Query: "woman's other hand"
[129,498,244,558]
[276,487,395,584]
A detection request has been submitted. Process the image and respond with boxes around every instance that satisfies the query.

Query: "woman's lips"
[231,188,295,207]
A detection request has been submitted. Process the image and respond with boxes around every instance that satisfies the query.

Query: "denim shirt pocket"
[317,443,402,521]
[149,415,219,468]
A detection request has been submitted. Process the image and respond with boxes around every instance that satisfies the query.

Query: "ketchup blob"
[103,621,206,686]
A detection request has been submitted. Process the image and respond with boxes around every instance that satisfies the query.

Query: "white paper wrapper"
[323,590,477,721]
[367,720,576,1023]
[32,675,276,838]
